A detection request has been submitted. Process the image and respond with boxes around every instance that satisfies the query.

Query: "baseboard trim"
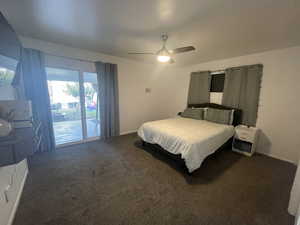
[7,168,28,225]
[120,130,137,135]
[258,152,296,165]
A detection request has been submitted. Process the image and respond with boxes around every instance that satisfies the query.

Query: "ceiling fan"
[128,34,195,63]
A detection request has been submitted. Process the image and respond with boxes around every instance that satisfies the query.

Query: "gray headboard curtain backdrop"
[17,48,56,152]
[222,64,263,126]
[0,11,21,60]
[187,71,211,105]
[95,62,120,139]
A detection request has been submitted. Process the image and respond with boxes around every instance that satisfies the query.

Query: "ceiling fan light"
[157,55,170,63]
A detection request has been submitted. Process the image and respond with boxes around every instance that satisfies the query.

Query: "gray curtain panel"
[187,71,211,105]
[222,64,263,126]
[95,61,120,139]
[20,48,56,152]
[12,61,26,99]
[0,11,21,60]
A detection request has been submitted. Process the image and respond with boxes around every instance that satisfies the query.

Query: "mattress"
[138,117,235,172]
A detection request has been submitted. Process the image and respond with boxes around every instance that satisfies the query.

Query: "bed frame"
[141,103,242,174]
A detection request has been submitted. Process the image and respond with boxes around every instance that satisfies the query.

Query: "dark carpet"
[13,133,296,225]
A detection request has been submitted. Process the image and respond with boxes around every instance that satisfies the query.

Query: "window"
[210,73,225,105]
[0,67,15,86]
[0,54,17,87]
[210,73,225,92]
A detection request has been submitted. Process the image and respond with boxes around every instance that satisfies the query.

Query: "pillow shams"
[181,108,204,120]
[205,108,233,125]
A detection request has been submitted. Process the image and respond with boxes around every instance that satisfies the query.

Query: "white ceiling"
[1,0,300,66]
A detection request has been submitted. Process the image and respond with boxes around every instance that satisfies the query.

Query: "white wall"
[173,46,300,163]
[20,37,185,134]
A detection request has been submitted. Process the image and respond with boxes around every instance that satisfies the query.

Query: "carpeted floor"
[13,133,296,225]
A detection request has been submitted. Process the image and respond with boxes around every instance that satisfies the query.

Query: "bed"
[138,103,242,173]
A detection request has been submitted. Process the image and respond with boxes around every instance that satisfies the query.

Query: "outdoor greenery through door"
[46,67,100,145]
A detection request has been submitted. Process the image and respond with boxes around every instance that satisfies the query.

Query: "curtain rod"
[44,52,97,63]
[193,69,225,74]
[210,70,225,74]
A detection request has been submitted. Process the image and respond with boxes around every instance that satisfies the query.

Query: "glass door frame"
[47,66,100,148]
[79,71,100,143]
[79,73,88,142]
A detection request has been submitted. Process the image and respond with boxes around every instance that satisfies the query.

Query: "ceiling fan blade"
[170,46,195,54]
[128,52,155,55]
[169,58,175,64]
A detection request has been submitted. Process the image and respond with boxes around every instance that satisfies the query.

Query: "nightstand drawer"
[235,131,255,143]
[235,126,257,143]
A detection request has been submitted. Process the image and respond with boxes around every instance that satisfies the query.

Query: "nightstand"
[232,125,259,156]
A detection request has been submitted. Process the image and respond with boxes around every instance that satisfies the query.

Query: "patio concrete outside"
[53,119,100,145]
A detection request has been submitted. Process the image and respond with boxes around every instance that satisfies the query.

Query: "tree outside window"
[0,67,15,86]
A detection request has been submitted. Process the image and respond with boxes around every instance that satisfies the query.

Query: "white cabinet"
[0,159,28,225]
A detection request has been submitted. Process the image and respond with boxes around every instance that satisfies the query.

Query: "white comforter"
[138,117,235,172]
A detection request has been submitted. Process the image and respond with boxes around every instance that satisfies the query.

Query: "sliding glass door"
[46,67,99,146]
[83,72,100,138]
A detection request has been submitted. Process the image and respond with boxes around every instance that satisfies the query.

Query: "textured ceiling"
[1,0,300,66]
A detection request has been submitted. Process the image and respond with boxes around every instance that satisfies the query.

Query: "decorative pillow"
[181,108,204,120]
[205,108,233,125]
